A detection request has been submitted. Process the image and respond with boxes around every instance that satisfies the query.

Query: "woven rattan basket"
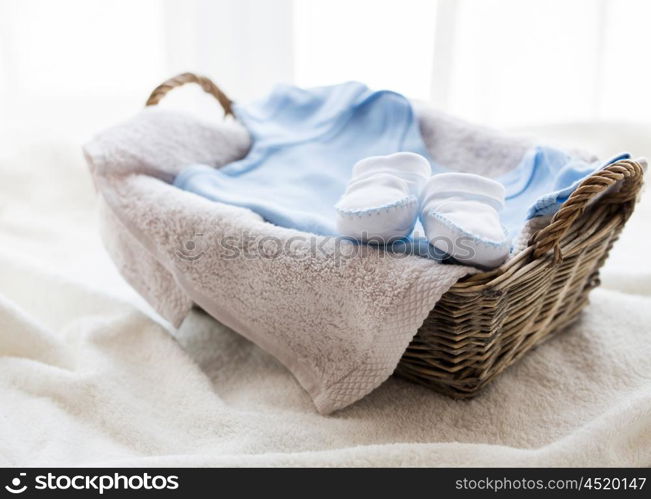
[148,73,645,399]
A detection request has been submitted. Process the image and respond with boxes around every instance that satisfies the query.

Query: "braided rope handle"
[145,72,234,116]
[530,159,644,261]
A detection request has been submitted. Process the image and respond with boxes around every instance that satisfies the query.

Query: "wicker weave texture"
[396,160,644,397]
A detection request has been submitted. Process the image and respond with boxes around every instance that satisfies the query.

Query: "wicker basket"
[147,73,645,399]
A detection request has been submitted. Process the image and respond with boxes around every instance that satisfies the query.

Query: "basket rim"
[145,72,645,289]
[454,158,644,291]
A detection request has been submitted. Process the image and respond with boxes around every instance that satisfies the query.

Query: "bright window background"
[293,0,437,100]
[1,0,650,141]
[0,0,168,140]
[440,0,651,126]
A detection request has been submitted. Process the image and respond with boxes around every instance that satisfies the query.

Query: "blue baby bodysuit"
[174,82,432,236]
[499,147,629,235]
[174,82,629,250]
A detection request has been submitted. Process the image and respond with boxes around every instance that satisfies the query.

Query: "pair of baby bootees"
[335,152,510,268]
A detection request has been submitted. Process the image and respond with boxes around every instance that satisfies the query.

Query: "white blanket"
[0,131,649,467]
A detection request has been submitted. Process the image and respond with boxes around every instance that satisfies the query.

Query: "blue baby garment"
[174,82,432,236]
[498,148,630,236]
[174,82,629,252]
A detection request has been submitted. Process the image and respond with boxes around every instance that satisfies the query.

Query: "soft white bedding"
[0,129,649,467]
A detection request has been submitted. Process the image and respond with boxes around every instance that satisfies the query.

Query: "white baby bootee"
[335,152,432,242]
[420,172,509,268]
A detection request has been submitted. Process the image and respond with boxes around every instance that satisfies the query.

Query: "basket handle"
[145,72,234,117]
[530,159,644,261]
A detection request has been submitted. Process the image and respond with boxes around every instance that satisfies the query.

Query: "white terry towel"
[83,105,540,414]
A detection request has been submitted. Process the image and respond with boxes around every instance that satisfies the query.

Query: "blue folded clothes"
[173,82,629,256]
[500,147,629,235]
[174,82,431,236]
